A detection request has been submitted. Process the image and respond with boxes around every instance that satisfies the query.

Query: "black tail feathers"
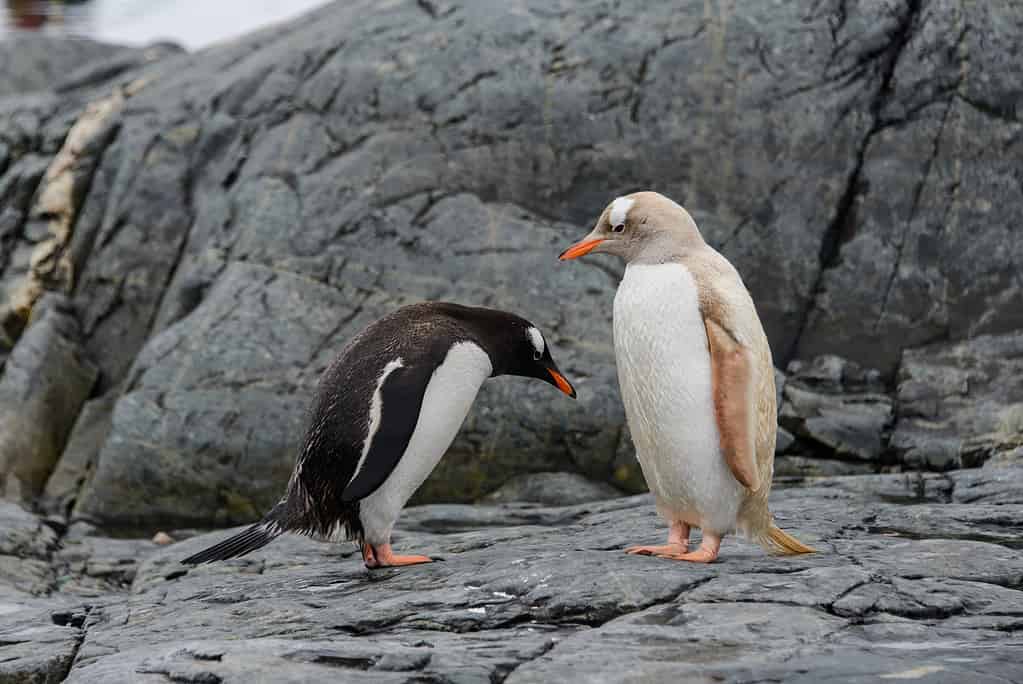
[180,516,285,565]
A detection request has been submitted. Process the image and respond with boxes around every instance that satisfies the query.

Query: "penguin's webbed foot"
[656,533,721,563]
[362,542,434,569]
[656,547,718,563]
[626,520,691,557]
[625,543,688,556]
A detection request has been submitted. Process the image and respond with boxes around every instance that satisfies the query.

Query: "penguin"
[558,191,814,563]
[182,302,576,568]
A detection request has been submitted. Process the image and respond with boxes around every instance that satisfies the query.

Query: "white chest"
[613,263,743,531]
[358,341,492,543]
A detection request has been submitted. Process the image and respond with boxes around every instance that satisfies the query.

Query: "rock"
[69,632,562,684]
[483,472,622,505]
[893,331,1023,470]
[779,356,893,466]
[793,1,1023,379]
[774,455,875,478]
[0,154,50,339]
[0,600,84,684]
[1,500,60,598]
[774,426,796,454]
[0,0,1021,524]
[74,257,623,529]
[0,294,97,502]
[772,471,954,506]
[72,262,355,530]
[4,466,1023,682]
[949,465,1023,505]
[39,395,117,518]
[785,355,886,394]
[0,36,128,98]
[52,535,159,597]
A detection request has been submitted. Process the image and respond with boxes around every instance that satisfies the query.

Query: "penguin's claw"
[625,543,688,556]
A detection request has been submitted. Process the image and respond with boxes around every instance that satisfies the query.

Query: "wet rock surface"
[2,466,1023,682]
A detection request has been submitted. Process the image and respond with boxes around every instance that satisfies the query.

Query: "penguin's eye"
[533,350,542,361]
[611,223,625,233]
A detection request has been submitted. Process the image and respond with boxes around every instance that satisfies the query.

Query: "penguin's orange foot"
[656,547,718,563]
[656,533,721,563]
[625,543,688,556]
[627,520,691,556]
[362,543,433,569]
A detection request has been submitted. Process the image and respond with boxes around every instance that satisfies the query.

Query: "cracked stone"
[3,467,1023,681]
[892,331,1023,470]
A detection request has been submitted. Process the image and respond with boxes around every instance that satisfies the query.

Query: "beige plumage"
[560,191,813,562]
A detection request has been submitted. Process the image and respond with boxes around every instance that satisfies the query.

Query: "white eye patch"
[527,326,545,356]
[609,196,634,228]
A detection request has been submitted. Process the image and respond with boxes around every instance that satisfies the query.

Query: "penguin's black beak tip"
[547,368,577,399]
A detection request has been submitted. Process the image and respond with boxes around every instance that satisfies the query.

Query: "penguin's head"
[489,318,576,399]
[558,191,704,263]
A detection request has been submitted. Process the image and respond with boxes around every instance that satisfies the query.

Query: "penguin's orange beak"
[547,369,577,398]
[558,238,604,261]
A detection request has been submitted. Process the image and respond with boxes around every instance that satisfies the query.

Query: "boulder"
[483,472,623,505]
[0,0,1021,522]
[40,395,117,518]
[793,1,1023,378]
[0,36,126,98]
[779,355,892,466]
[893,331,1023,470]
[0,295,97,502]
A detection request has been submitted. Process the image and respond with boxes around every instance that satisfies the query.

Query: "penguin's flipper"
[341,362,436,503]
[704,318,761,492]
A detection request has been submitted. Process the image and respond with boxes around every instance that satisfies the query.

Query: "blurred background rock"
[1,0,329,48]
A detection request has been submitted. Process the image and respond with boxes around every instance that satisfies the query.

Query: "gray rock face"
[893,332,1023,470]
[39,396,117,519]
[2,467,1023,682]
[0,295,97,502]
[779,356,893,469]
[0,0,1021,524]
[793,1,1023,378]
[0,36,126,98]
[483,472,623,505]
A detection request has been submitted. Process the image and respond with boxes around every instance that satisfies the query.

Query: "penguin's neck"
[627,233,706,266]
[453,315,513,377]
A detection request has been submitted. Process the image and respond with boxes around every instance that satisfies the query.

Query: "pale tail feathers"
[180,517,285,565]
[757,524,816,555]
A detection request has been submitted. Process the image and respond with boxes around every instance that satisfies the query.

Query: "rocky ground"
[3,465,1023,683]
[3,2,1023,681]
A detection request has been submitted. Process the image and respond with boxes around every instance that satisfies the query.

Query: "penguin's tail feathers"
[758,524,816,556]
[180,508,287,565]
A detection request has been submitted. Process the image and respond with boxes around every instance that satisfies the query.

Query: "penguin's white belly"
[614,263,744,533]
[358,342,492,544]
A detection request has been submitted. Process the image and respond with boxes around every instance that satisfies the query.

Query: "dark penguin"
[181,302,576,568]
